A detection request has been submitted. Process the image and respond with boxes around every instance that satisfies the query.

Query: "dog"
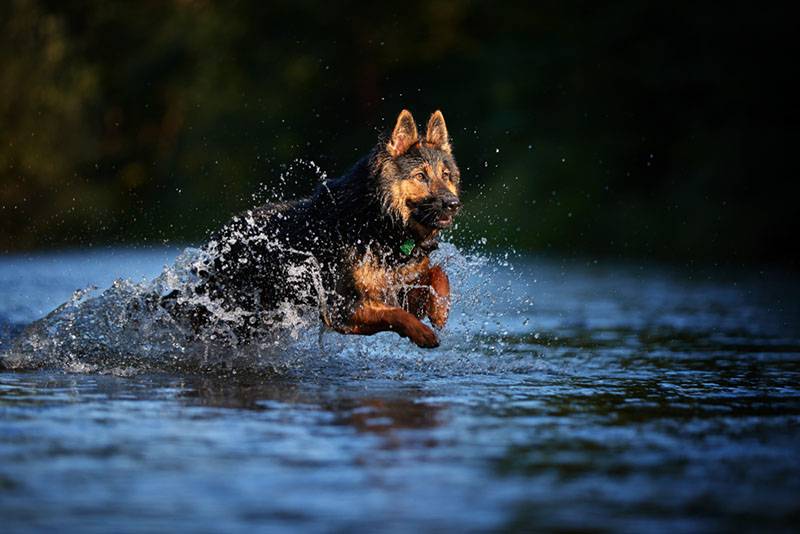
[163,110,461,348]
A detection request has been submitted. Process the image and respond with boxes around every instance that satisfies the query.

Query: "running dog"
[165,110,461,348]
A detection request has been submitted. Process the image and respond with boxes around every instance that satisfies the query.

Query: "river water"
[1,247,798,532]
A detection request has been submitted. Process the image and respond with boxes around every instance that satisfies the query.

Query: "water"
[1,248,799,532]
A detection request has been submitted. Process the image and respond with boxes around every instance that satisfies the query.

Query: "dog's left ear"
[425,110,451,153]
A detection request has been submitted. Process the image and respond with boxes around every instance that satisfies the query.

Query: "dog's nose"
[441,194,461,211]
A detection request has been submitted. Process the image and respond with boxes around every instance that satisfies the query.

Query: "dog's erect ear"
[386,110,419,158]
[425,110,451,153]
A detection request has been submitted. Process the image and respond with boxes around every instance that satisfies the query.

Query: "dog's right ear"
[386,110,419,158]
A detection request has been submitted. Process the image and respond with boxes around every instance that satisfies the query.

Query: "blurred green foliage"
[0,1,795,263]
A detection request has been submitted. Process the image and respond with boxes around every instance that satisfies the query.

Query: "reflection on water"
[0,249,799,532]
[178,376,442,437]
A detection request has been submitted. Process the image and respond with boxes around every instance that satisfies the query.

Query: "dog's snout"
[441,194,461,211]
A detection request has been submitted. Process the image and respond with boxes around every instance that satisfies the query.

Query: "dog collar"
[399,239,416,256]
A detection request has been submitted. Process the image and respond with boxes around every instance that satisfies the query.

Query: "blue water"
[1,248,799,532]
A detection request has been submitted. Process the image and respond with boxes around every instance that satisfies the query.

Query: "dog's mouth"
[408,199,460,230]
[432,212,454,228]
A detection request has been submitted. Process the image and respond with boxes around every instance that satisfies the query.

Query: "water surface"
[1,248,799,532]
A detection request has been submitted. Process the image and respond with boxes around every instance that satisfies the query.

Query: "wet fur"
[166,110,460,348]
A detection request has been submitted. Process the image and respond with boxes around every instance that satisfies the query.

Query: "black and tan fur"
[167,110,461,348]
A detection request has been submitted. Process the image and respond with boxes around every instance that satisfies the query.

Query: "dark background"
[1,1,796,265]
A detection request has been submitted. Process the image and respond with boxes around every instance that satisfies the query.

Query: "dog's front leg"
[406,265,451,329]
[426,265,450,329]
[336,301,439,348]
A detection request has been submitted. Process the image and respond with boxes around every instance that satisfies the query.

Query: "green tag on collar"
[399,239,416,256]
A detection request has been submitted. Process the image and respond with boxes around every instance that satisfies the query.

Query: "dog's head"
[378,110,461,236]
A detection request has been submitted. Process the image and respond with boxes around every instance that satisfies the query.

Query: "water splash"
[0,237,534,377]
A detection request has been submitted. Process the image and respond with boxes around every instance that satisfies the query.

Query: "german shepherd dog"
[164,110,461,348]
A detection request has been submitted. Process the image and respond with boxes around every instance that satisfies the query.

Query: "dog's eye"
[442,169,451,179]
[414,172,428,182]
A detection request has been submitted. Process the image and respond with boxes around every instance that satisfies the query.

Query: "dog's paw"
[408,322,440,348]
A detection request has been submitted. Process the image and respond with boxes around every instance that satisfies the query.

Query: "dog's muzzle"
[433,192,461,228]
[411,193,461,229]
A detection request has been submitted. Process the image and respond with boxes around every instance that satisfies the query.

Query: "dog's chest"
[351,253,430,302]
